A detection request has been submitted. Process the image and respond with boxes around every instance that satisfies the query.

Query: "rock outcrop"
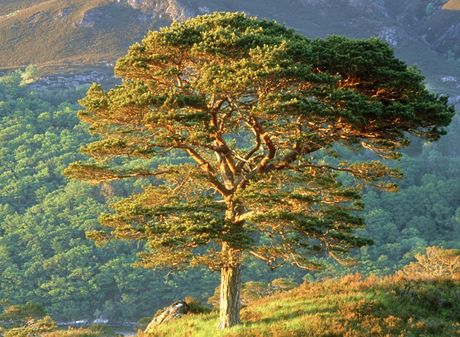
[144,301,189,333]
[117,0,194,21]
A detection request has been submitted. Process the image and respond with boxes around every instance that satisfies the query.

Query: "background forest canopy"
[0,36,460,324]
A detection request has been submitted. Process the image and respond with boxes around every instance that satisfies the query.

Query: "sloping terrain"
[137,274,460,337]
[0,0,170,69]
[0,0,459,76]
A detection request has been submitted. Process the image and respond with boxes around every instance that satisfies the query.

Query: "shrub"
[183,297,212,314]
[401,246,460,280]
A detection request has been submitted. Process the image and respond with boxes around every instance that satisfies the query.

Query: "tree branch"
[250,117,276,174]
[182,145,231,196]
[236,119,262,171]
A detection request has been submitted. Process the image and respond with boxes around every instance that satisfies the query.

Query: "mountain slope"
[0,0,459,75]
[0,0,163,69]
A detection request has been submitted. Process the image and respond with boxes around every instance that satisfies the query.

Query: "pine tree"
[65,12,454,328]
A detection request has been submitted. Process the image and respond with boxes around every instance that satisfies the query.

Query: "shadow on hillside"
[244,306,336,327]
[240,276,460,337]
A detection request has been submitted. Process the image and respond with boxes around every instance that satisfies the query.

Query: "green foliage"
[0,302,46,323]
[0,11,458,327]
[3,316,56,337]
[69,12,453,275]
[355,140,460,275]
[19,65,39,86]
[0,302,56,337]
[67,13,453,327]
[0,69,219,321]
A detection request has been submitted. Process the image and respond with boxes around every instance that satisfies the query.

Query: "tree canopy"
[65,12,454,328]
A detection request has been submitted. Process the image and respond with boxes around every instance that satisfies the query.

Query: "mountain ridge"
[0,0,459,78]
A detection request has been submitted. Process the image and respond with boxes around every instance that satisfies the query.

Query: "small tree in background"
[20,65,39,85]
[65,13,454,328]
[0,302,56,337]
[402,246,460,280]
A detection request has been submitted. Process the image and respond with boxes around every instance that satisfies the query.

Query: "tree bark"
[218,242,242,329]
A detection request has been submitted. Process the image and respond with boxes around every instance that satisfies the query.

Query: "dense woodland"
[0,59,459,323]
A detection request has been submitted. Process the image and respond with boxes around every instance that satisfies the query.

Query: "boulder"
[144,301,189,333]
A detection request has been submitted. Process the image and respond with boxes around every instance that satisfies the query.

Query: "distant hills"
[0,0,164,70]
[0,0,459,77]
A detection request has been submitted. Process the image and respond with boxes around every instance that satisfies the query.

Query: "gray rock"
[144,301,189,333]
[76,7,105,28]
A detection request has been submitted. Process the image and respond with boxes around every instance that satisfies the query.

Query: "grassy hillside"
[139,274,460,337]
[0,0,41,13]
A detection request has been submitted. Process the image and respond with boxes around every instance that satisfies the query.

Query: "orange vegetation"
[443,0,460,10]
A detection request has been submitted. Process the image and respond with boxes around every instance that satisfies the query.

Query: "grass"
[140,273,460,337]
[42,325,120,337]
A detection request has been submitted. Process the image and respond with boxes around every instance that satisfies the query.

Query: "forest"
[0,12,459,337]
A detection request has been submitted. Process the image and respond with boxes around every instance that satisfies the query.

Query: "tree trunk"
[218,242,241,329]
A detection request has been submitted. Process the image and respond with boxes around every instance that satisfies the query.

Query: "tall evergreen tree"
[65,13,454,328]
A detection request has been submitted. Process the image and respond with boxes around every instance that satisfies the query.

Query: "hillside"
[0,0,165,70]
[138,273,460,337]
[1,5,460,334]
[0,0,460,77]
[6,245,458,337]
